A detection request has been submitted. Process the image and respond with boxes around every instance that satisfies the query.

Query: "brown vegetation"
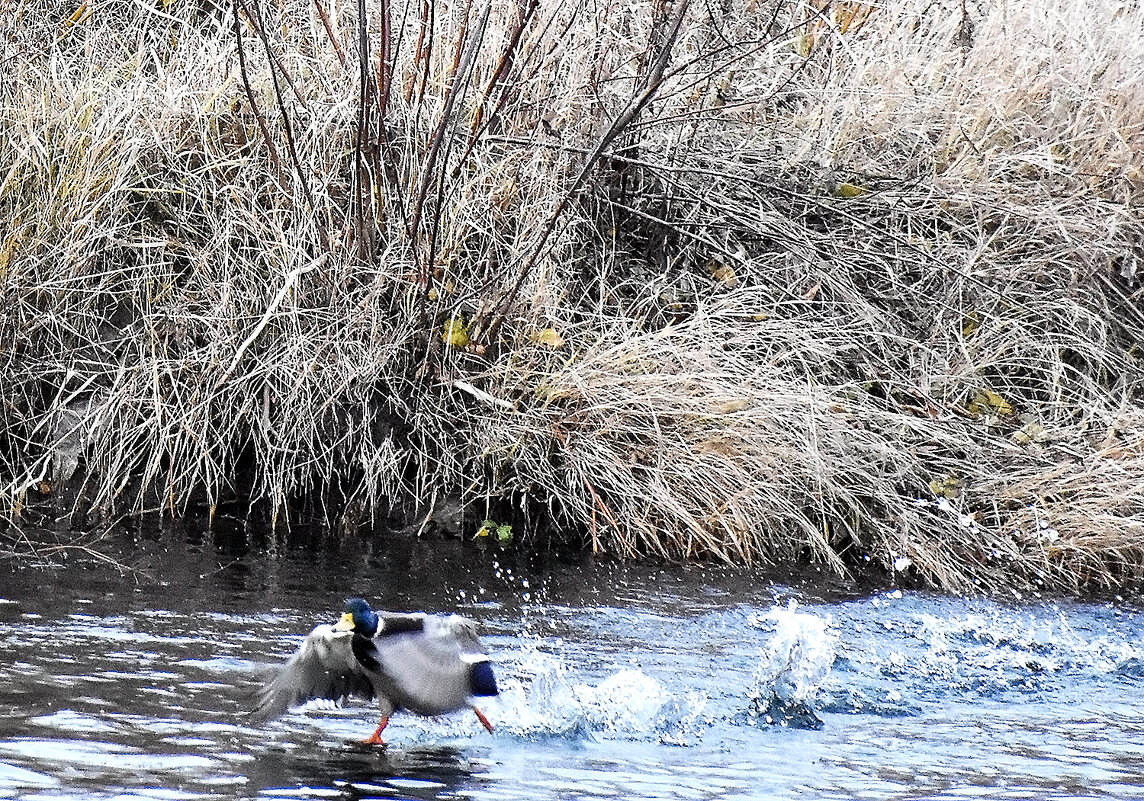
[2,0,1142,593]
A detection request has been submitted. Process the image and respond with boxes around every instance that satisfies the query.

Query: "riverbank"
[2,0,1142,593]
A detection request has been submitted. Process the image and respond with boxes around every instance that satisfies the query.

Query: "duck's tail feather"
[469,660,498,696]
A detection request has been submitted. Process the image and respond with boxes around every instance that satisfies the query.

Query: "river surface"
[1,525,1143,800]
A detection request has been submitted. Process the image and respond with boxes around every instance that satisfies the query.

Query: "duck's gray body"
[254,604,497,736]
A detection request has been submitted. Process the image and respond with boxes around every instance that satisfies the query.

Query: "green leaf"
[835,182,867,198]
[533,328,565,348]
[928,475,962,498]
[968,388,1014,417]
[443,317,469,348]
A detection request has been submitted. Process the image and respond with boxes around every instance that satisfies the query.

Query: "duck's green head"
[335,598,379,636]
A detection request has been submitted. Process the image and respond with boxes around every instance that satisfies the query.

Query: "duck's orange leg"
[363,715,390,745]
[472,706,494,733]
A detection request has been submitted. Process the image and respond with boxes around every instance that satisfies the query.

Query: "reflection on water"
[1,524,1143,800]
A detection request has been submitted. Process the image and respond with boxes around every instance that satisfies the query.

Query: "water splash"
[818,594,1144,717]
[575,669,707,745]
[575,668,667,733]
[745,601,836,729]
[491,646,706,744]
[494,650,587,739]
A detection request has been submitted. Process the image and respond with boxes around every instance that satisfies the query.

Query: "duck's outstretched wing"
[374,612,431,635]
[252,623,375,720]
[363,614,497,716]
[373,613,483,645]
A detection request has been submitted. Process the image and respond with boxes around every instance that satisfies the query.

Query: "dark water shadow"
[245,741,489,800]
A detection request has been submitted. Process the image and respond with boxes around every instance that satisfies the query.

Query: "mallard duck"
[254,598,498,743]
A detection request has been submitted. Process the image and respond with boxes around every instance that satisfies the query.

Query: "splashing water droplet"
[746,605,836,729]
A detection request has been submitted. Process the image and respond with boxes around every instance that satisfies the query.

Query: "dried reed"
[1,0,1142,593]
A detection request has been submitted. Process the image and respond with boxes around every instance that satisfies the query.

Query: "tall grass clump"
[1,0,1142,593]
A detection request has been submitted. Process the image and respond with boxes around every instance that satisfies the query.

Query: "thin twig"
[453,379,515,411]
[482,0,693,347]
[313,0,348,67]
[243,0,321,222]
[232,0,281,173]
[217,254,329,386]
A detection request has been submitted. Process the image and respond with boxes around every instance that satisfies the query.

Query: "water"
[2,526,1143,800]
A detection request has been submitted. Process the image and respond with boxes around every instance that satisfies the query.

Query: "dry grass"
[1,0,1142,593]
